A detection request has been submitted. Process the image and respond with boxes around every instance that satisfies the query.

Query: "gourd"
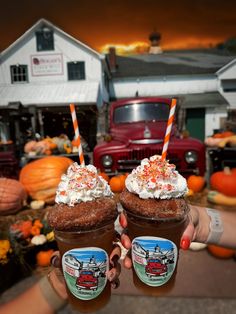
[31,234,47,246]
[218,135,236,148]
[187,175,205,193]
[24,141,37,153]
[19,156,73,203]
[204,137,223,147]
[0,178,27,215]
[207,191,236,206]
[210,167,236,197]
[189,242,207,251]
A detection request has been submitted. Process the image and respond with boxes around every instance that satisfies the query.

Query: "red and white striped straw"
[70,104,85,166]
[161,98,177,161]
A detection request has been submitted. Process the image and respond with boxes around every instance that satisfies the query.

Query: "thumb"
[180,222,195,250]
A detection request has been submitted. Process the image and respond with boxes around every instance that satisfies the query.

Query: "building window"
[36,29,54,51]
[67,62,85,80]
[10,65,28,83]
[221,79,236,92]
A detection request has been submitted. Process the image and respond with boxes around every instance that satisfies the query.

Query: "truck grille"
[117,149,181,171]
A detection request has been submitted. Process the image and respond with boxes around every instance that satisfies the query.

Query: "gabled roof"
[0,18,104,62]
[111,50,236,78]
[216,58,236,75]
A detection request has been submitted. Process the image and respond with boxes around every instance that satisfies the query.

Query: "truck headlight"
[185,151,198,164]
[102,155,113,168]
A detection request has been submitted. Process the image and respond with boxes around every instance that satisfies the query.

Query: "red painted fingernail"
[180,237,191,250]
[119,214,126,228]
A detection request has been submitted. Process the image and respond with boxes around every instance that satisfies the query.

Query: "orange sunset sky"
[0,0,236,54]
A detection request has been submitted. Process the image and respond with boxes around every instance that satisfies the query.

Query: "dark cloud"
[0,0,236,51]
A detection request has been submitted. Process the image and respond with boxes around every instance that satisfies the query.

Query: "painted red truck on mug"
[76,270,98,291]
[93,97,206,177]
[145,258,167,277]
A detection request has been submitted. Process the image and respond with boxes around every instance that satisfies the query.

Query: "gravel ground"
[1,275,236,314]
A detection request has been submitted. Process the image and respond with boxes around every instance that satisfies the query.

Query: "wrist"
[205,208,223,244]
[38,270,67,312]
[48,269,68,300]
[195,206,211,243]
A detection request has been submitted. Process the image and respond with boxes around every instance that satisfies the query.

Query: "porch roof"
[0,81,99,108]
[175,92,229,108]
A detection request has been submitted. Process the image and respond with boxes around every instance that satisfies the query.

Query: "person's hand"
[180,204,210,249]
[108,244,121,288]
[119,212,132,269]
[51,247,122,290]
[119,205,210,267]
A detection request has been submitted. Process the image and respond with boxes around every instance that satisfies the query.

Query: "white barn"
[0,18,110,150]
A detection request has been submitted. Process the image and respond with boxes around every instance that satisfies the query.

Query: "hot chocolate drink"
[120,155,189,293]
[48,163,117,312]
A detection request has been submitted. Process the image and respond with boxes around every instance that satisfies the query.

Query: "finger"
[123,256,132,269]
[107,262,121,282]
[180,223,195,250]
[111,278,120,289]
[121,233,132,250]
[110,245,121,267]
[119,211,127,228]
[49,269,68,299]
[50,251,61,268]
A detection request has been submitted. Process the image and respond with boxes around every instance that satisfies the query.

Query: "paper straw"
[70,104,85,166]
[161,98,177,161]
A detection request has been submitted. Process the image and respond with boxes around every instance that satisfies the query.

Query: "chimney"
[108,47,117,73]
[149,30,162,54]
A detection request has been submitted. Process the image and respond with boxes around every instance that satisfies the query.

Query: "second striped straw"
[70,104,85,166]
[161,98,177,161]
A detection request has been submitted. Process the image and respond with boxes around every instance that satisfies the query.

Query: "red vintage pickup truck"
[93,97,206,177]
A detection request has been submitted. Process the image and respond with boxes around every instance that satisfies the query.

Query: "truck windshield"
[113,102,169,124]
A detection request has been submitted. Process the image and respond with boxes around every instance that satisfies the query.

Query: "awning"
[175,92,229,108]
[0,81,99,108]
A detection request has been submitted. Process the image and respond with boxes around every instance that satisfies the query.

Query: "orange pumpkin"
[187,175,205,193]
[207,245,235,259]
[19,156,73,203]
[118,174,126,189]
[212,131,234,138]
[109,175,126,193]
[0,178,27,215]
[36,249,54,267]
[210,167,236,197]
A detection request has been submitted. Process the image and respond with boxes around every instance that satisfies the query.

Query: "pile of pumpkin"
[0,156,73,267]
[205,130,236,148]
[24,134,89,156]
[186,167,236,207]
[9,218,55,267]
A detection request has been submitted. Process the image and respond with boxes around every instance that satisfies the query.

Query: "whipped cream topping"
[125,155,188,199]
[55,163,113,206]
